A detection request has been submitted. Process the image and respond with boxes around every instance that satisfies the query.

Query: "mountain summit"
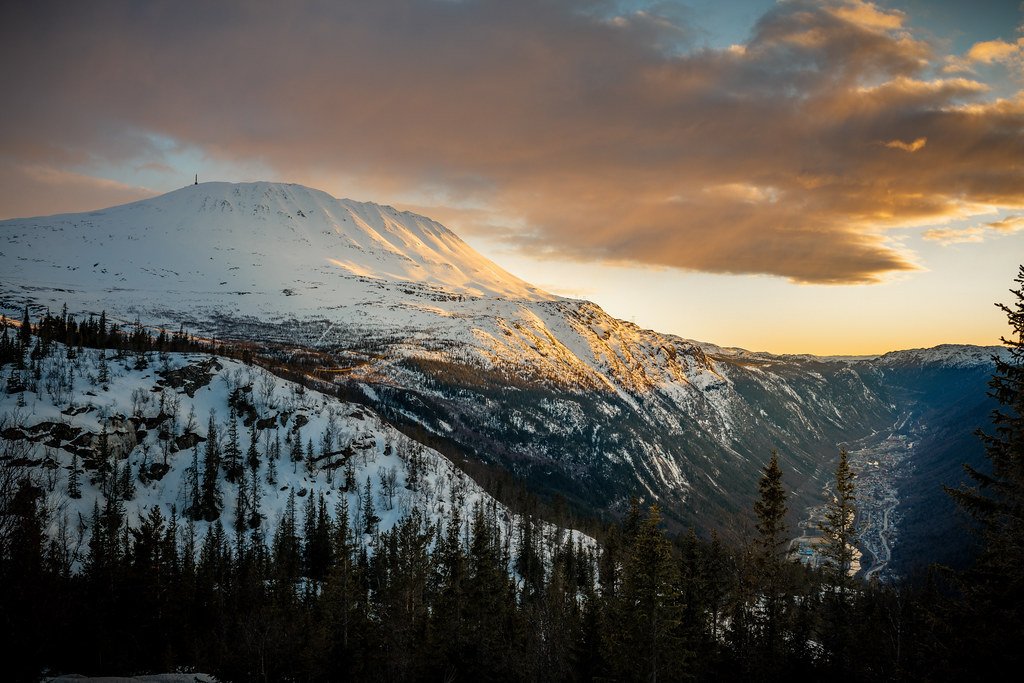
[0,181,551,310]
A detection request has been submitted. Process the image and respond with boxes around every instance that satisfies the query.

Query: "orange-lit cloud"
[883,137,927,152]
[945,35,1024,73]
[1,0,1022,284]
[0,164,154,218]
[967,38,1024,64]
[923,214,1024,246]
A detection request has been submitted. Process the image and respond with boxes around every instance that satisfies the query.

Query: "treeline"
[0,305,206,367]
[0,471,926,682]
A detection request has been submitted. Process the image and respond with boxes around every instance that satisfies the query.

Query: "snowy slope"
[0,342,592,569]
[871,344,1008,369]
[0,182,725,394]
[0,181,548,302]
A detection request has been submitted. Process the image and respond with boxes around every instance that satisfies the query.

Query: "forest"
[1,266,1022,682]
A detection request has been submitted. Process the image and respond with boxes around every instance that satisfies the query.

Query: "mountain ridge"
[0,180,1005,574]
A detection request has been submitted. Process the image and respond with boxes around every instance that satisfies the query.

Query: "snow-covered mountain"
[0,181,1006,571]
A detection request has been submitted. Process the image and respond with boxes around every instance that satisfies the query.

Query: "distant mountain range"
[1,181,1005,575]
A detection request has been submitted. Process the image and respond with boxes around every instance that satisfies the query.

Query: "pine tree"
[19,305,32,349]
[267,452,278,486]
[816,447,857,673]
[755,450,788,559]
[272,489,301,596]
[817,448,857,582]
[605,504,681,681]
[224,405,241,482]
[248,425,262,530]
[200,411,222,521]
[121,451,135,501]
[67,452,81,499]
[362,476,379,535]
[305,438,316,475]
[247,423,259,471]
[234,467,249,541]
[97,350,109,387]
[946,264,1024,675]
[753,449,790,674]
[344,457,356,492]
[187,445,201,519]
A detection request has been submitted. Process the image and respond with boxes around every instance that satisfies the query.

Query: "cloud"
[966,38,1024,64]
[923,214,1024,246]
[1,0,1023,283]
[921,227,985,245]
[945,35,1024,72]
[883,137,927,152]
[984,214,1024,234]
[0,163,155,219]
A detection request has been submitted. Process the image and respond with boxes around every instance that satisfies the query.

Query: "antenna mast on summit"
[194,174,198,185]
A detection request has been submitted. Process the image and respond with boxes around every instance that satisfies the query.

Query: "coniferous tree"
[67,453,81,499]
[224,405,241,482]
[120,452,135,501]
[305,438,316,475]
[753,449,790,674]
[97,350,109,387]
[817,447,857,672]
[187,445,201,520]
[234,467,249,543]
[246,423,259,471]
[362,476,379,535]
[272,489,301,596]
[605,504,681,681]
[946,264,1024,675]
[200,411,223,521]
[818,448,857,583]
[19,305,32,349]
[266,451,278,486]
[248,426,262,530]
[755,450,789,559]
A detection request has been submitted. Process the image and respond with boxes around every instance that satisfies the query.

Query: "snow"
[1,341,594,571]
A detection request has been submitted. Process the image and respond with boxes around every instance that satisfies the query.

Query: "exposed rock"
[157,358,222,397]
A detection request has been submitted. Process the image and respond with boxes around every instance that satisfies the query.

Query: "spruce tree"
[200,411,222,521]
[234,467,249,542]
[946,264,1024,675]
[305,438,316,475]
[816,447,857,673]
[97,350,109,387]
[248,426,262,529]
[267,452,278,486]
[19,305,32,349]
[605,504,680,681]
[362,476,379,535]
[755,450,788,559]
[67,453,81,499]
[247,423,259,471]
[187,445,201,520]
[224,406,241,482]
[818,448,857,582]
[121,451,135,501]
[753,449,790,674]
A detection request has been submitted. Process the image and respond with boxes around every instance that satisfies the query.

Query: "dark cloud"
[1,0,1022,282]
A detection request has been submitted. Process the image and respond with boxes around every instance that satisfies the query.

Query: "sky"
[1,0,1022,355]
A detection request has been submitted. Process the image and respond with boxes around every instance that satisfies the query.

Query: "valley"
[791,412,919,581]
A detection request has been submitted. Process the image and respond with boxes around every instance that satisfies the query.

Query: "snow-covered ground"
[0,340,593,570]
